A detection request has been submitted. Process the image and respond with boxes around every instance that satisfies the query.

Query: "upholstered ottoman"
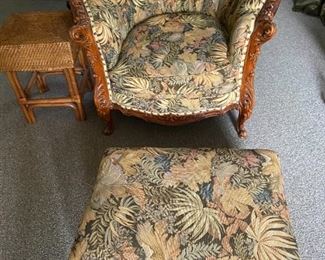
[70,148,299,260]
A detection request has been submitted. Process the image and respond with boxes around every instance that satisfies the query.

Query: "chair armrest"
[69,0,112,117]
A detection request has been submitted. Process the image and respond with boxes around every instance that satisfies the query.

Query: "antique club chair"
[70,0,280,138]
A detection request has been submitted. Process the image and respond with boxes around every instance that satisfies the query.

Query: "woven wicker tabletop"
[0,11,76,71]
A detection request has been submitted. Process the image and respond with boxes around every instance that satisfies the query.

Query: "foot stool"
[70,148,300,259]
[0,11,90,123]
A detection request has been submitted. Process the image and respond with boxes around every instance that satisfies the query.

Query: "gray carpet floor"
[0,0,324,259]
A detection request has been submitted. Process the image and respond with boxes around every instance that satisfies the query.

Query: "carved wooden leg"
[237,90,255,139]
[103,110,114,135]
[237,115,248,139]
[237,73,256,139]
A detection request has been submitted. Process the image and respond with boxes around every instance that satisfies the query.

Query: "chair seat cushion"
[109,14,240,116]
[70,148,299,260]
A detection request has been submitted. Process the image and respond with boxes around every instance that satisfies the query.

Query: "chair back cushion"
[84,0,267,80]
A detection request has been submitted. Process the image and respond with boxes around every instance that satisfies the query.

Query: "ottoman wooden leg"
[103,110,113,135]
[64,68,85,121]
[6,72,36,123]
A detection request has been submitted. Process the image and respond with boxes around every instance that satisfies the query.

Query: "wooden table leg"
[6,72,36,123]
[77,49,93,92]
[64,68,85,121]
[24,71,38,95]
[24,72,48,94]
[36,72,48,93]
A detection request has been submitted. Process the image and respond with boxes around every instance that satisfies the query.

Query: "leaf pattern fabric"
[217,0,268,69]
[85,0,221,70]
[70,148,300,260]
[83,0,267,115]
[109,13,238,115]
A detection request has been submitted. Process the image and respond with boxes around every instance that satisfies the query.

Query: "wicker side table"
[0,11,89,123]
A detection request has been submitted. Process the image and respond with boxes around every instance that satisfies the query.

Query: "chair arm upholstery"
[219,0,280,71]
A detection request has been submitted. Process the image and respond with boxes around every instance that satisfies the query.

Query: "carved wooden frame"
[69,0,280,138]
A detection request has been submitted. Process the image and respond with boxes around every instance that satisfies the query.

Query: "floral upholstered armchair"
[70,0,280,138]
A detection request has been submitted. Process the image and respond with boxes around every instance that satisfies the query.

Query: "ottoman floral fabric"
[70,148,299,260]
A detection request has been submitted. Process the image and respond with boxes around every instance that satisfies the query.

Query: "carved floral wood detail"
[69,0,112,123]
[69,0,281,138]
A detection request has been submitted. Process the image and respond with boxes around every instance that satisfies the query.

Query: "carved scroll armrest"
[69,0,112,118]
[254,0,281,44]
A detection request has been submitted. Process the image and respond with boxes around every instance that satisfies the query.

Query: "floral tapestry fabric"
[109,13,239,115]
[84,0,267,70]
[83,0,267,115]
[217,0,267,69]
[84,0,221,70]
[70,147,300,260]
